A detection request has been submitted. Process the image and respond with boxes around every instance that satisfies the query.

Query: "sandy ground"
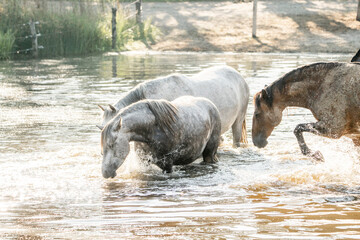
[140,0,360,53]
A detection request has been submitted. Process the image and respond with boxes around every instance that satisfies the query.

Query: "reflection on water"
[0,52,359,239]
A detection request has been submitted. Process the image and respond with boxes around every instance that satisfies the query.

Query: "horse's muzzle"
[252,134,268,148]
[102,169,117,179]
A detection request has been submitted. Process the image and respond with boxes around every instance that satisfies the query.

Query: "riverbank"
[142,0,360,53]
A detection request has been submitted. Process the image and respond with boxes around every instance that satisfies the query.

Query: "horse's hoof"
[202,155,218,164]
[310,150,324,162]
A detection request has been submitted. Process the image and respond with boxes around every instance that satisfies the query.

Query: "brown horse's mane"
[259,62,346,107]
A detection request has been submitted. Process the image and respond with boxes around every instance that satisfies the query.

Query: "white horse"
[99,66,249,147]
[101,96,222,178]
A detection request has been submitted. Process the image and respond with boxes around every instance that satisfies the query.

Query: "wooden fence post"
[29,20,39,58]
[136,0,144,39]
[136,0,142,24]
[252,0,258,38]
[357,0,360,21]
[112,7,117,49]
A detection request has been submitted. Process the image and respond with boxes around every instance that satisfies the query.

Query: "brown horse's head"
[252,88,283,148]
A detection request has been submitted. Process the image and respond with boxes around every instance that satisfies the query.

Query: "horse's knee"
[293,124,303,136]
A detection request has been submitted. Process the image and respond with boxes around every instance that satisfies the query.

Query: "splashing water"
[0,52,359,239]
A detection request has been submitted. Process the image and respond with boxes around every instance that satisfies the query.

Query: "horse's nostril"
[253,135,268,148]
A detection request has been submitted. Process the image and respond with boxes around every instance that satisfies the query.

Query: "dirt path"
[141,0,360,53]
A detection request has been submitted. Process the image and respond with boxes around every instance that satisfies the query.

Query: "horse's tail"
[240,118,248,144]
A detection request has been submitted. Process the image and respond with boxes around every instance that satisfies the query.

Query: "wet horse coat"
[99,66,249,147]
[101,96,221,178]
[252,62,360,160]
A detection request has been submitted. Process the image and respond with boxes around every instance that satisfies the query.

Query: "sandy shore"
[141,0,360,53]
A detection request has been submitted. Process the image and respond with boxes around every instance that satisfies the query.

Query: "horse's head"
[98,104,119,130]
[252,88,283,148]
[101,118,130,178]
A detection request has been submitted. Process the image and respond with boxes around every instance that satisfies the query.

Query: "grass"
[0,0,160,59]
[0,30,15,59]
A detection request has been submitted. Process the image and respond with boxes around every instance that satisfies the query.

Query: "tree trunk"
[357,0,360,21]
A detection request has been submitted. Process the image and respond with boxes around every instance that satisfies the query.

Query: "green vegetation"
[0,0,160,59]
[0,30,16,59]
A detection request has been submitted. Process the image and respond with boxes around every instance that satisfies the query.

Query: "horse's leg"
[351,137,360,146]
[232,116,247,148]
[202,133,220,164]
[155,158,173,173]
[294,122,326,161]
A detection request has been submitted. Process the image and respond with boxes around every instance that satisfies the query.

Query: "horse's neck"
[115,87,144,109]
[121,107,154,143]
[272,75,318,111]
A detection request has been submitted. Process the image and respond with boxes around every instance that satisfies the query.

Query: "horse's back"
[173,96,220,120]
[312,63,360,134]
[140,74,194,100]
[325,63,360,104]
[190,66,249,131]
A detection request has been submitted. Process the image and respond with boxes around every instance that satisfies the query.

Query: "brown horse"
[252,62,360,161]
[351,49,360,62]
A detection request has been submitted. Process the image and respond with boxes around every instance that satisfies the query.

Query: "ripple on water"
[1,52,359,239]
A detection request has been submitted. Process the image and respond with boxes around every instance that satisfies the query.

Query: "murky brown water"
[1,52,359,239]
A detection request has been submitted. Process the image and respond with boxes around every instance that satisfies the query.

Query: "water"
[0,52,359,239]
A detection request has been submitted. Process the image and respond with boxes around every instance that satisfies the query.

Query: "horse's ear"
[98,105,105,111]
[261,89,273,107]
[109,104,116,112]
[114,118,122,131]
[261,89,269,100]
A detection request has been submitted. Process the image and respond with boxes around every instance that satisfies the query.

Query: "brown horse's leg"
[294,123,325,161]
[351,137,360,146]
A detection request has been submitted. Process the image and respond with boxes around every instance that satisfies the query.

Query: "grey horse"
[99,66,249,147]
[101,96,221,178]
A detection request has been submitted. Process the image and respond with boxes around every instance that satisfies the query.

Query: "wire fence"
[3,0,142,58]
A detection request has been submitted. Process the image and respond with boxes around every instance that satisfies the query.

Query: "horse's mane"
[101,122,114,151]
[145,99,179,135]
[351,49,360,62]
[261,62,344,107]
[116,84,146,108]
